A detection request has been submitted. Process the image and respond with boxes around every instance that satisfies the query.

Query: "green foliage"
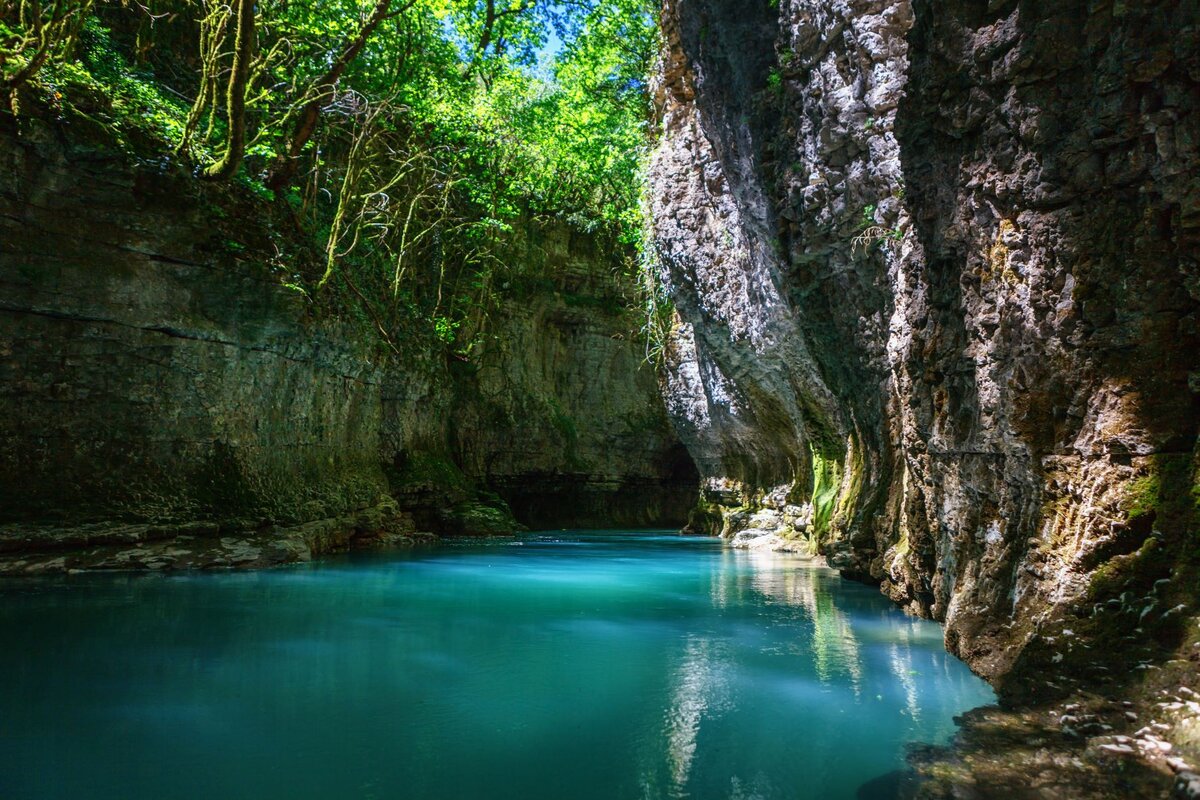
[1,0,94,103]
[1124,474,1160,521]
[433,315,461,344]
[31,17,198,154]
[858,204,877,231]
[852,203,905,254]
[5,0,659,350]
[636,205,676,367]
[809,447,842,540]
[391,452,468,489]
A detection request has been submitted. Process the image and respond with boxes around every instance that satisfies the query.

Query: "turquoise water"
[0,532,993,800]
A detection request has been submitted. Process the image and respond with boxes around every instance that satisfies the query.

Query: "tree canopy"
[1,0,660,351]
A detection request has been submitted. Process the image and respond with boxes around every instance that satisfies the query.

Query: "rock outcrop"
[650,0,1198,703]
[0,115,389,537]
[0,110,696,572]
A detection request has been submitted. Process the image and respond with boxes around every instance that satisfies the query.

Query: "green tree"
[7,0,660,347]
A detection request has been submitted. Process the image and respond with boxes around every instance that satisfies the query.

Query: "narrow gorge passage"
[0,0,1197,798]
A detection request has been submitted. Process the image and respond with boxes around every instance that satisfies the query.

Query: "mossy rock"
[683,499,724,534]
[389,452,469,491]
[437,500,518,537]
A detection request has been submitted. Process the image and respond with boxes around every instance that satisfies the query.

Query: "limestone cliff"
[0,111,695,572]
[650,0,1198,704]
[387,222,698,532]
[450,232,699,529]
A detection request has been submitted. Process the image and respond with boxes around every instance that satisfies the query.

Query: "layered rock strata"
[0,111,695,572]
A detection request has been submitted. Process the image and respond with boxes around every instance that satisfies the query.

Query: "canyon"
[0,111,696,571]
[648,0,1198,794]
[0,0,1197,796]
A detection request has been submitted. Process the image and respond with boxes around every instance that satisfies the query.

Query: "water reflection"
[663,637,731,794]
[0,533,992,800]
[648,546,981,799]
[714,549,864,688]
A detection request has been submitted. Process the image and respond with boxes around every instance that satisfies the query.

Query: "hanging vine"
[1,0,95,110]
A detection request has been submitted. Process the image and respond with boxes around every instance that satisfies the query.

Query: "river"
[0,531,993,799]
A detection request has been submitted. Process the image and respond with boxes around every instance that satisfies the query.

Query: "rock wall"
[450,226,699,528]
[650,0,1199,691]
[382,223,699,532]
[0,115,388,533]
[0,111,695,571]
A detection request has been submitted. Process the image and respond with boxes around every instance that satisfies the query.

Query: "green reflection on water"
[0,531,993,800]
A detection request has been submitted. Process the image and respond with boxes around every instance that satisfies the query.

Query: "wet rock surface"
[905,634,1200,799]
[0,501,434,574]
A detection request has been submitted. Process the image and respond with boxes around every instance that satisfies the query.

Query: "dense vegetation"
[1,0,658,352]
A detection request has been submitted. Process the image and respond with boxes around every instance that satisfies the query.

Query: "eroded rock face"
[0,111,695,570]
[0,115,388,532]
[650,0,1199,690]
[445,223,700,529]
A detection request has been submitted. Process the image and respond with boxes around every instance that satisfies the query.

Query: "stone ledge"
[0,501,433,575]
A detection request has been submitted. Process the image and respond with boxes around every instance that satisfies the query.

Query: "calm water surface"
[0,532,993,799]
